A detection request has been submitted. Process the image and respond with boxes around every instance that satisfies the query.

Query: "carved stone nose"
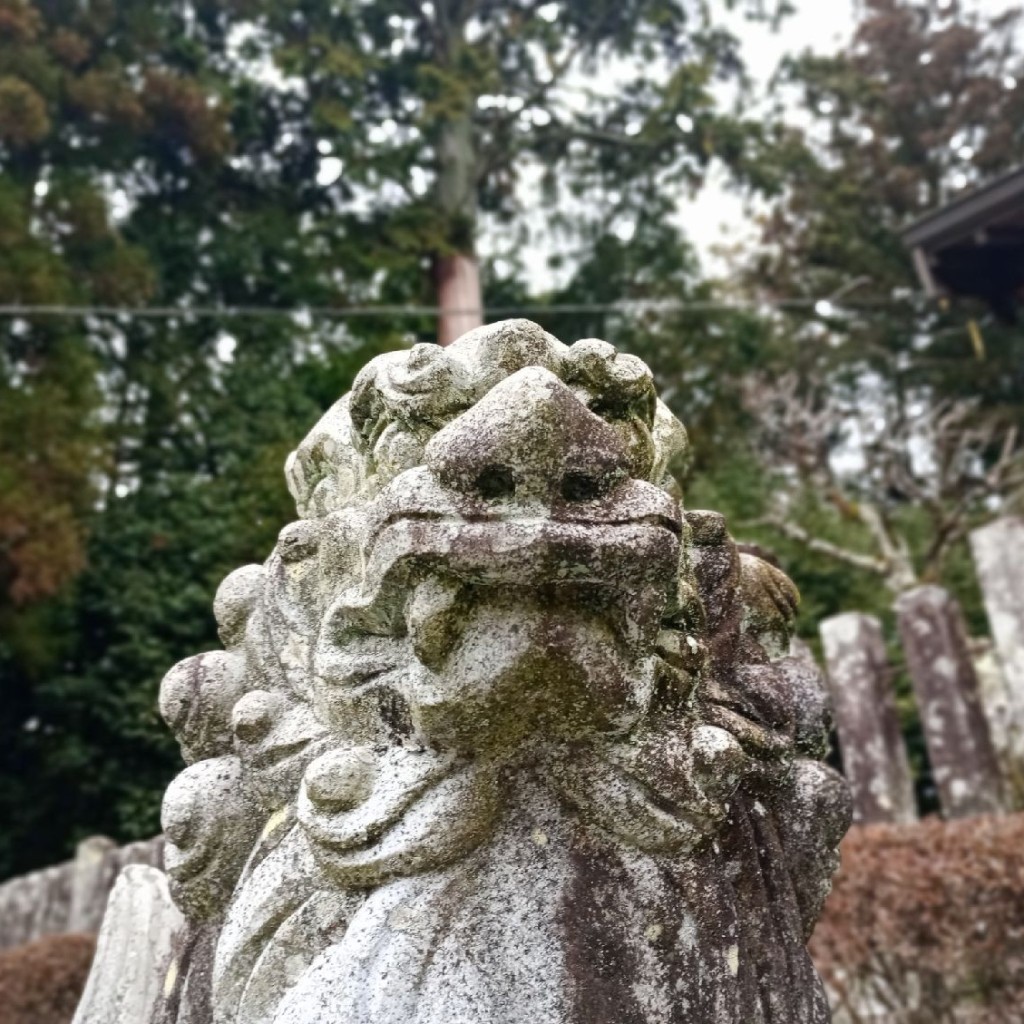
[425,366,630,502]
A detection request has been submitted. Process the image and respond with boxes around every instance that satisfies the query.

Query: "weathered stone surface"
[72,866,185,1024]
[970,517,1024,770]
[29,864,73,940]
[971,518,1024,705]
[820,612,917,825]
[0,860,77,951]
[67,837,119,935]
[895,586,1004,818]
[146,321,850,1024]
[0,835,166,951]
[970,637,1024,803]
[789,636,818,669]
[0,872,59,950]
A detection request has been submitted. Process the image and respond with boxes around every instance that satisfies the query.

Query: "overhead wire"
[0,295,925,320]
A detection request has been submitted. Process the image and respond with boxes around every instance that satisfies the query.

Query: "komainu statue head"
[158,320,851,1024]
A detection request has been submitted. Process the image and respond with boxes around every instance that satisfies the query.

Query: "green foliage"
[0,0,405,875]
[228,0,777,264]
[6,0,1019,871]
[0,0,782,876]
[753,0,1024,412]
[0,339,388,876]
[724,0,1024,599]
[519,195,784,475]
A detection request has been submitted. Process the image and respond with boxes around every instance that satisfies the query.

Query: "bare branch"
[740,366,1024,585]
[746,514,890,578]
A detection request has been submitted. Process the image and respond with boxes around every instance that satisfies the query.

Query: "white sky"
[679,0,856,273]
[682,0,1013,275]
[727,0,856,86]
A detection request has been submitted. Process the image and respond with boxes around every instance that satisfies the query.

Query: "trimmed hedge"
[811,813,1024,1023]
[0,933,95,1024]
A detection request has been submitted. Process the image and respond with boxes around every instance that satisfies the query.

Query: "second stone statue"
[152,319,851,1024]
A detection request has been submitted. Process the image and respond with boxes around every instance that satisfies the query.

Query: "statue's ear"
[736,551,800,660]
[685,509,742,640]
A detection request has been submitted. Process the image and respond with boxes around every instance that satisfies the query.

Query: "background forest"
[2,0,1023,877]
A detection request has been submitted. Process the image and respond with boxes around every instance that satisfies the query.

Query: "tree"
[757,0,1024,305]
[0,0,401,874]
[236,0,782,342]
[0,0,789,874]
[741,372,1024,594]
[727,0,1024,598]
[0,0,159,607]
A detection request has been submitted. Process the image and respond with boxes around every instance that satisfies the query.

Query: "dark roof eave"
[900,165,1024,251]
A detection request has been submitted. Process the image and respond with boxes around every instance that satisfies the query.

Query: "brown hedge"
[0,932,96,1024]
[810,813,1024,1023]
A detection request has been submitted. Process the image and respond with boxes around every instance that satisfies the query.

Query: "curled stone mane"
[156,320,851,1024]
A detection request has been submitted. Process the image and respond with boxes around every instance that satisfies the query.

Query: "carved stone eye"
[475,464,516,499]
[561,471,606,502]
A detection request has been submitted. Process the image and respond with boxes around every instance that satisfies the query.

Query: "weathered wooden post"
[77,322,851,1024]
[820,612,917,824]
[895,585,1005,818]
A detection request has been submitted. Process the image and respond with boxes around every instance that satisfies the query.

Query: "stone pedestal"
[895,586,1004,818]
[820,612,917,824]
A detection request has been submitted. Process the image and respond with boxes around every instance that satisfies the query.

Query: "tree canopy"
[0,0,781,875]
[706,0,1024,597]
[2,0,1023,873]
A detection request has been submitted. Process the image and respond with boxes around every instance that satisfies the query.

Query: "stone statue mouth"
[370,510,682,553]
[359,514,680,595]
[331,500,681,640]
[377,507,681,534]
[346,466,682,601]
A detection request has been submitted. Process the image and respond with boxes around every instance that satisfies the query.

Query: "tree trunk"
[434,100,482,346]
[436,252,482,346]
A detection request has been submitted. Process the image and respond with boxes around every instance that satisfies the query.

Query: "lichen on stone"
[156,320,851,1024]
